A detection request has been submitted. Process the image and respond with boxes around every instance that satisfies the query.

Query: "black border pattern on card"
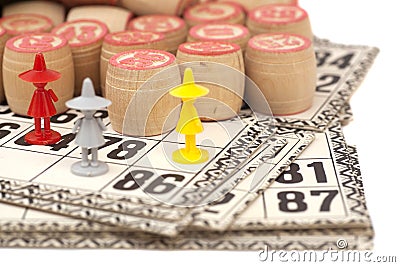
[0,144,373,250]
[0,226,374,250]
[0,119,285,235]
[191,130,315,230]
[231,122,371,230]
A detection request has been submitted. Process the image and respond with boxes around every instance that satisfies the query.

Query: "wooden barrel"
[52,19,109,96]
[3,33,74,115]
[105,49,181,136]
[176,41,245,121]
[127,15,187,54]
[119,0,199,16]
[184,2,245,27]
[2,1,66,26]
[246,4,313,40]
[0,28,10,104]
[217,0,298,12]
[66,5,133,32]
[0,14,53,37]
[100,31,167,96]
[245,33,316,115]
[187,23,250,52]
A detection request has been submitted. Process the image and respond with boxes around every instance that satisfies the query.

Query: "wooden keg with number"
[0,14,53,37]
[3,1,65,26]
[106,49,181,136]
[3,33,74,115]
[246,4,313,40]
[187,23,250,52]
[67,5,133,32]
[52,19,109,96]
[184,2,246,27]
[127,15,187,54]
[119,0,199,16]
[245,33,316,115]
[217,0,298,12]
[176,41,245,121]
[100,31,167,95]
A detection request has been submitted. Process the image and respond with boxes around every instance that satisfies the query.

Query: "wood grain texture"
[245,33,316,115]
[187,23,250,52]
[176,41,245,121]
[105,50,181,136]
[66,5,132,32]
[0,28,10,104]
[52,20,108,96]
[217,0,298,12]
[2,1,66,26]
[2,34,74,115]
[100,31,169,95]
[120,0,199,16]
[246,4,312,40]
[128,15,188,54]
[0,13,53,37]
[184,2,246,28]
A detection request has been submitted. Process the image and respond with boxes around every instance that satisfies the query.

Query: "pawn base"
[172,148,209,164]
[71,161,109,177]
[25,130,61,145]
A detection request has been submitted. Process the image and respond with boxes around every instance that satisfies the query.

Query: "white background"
[1,0,399,266]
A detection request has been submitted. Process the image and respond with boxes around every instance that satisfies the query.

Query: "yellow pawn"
[170,68,209,164]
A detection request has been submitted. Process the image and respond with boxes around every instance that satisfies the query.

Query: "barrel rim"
[184,2,243,23]
[178,41,241,56]
[52,19,108,48]
[104,30,166,46]
[128,15,186,34]
[248,33,311,53]
[248,4,308,25]
[0,13,53,36]
[109,49,176,70]
[189,23,249,41]
[5,33,68,53]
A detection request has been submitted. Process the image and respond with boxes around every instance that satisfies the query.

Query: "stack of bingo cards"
[0,0,379,251]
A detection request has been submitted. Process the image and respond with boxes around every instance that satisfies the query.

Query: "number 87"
[278,190,338,212]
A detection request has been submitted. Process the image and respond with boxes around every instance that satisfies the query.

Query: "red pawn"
[19,52,62,145]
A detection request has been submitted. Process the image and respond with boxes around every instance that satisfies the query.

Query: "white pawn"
[66,78,112,177]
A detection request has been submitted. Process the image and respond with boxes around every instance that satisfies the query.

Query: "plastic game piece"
[169,68,210,164]
[66,78,111,177]
[19,52,62,145]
